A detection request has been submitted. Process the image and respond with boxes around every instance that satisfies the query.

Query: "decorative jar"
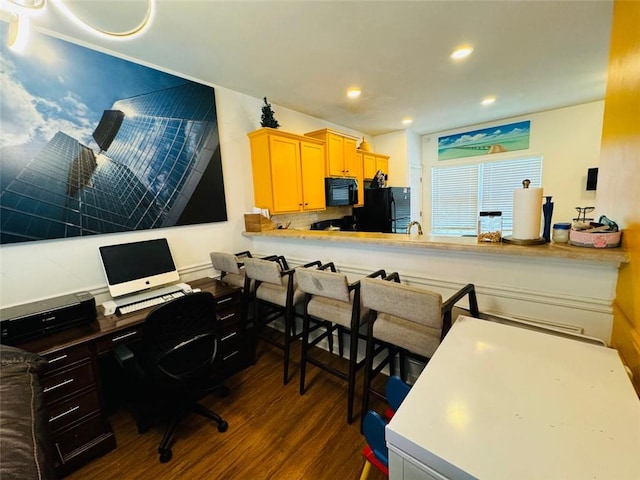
[478,211,502,243]
[552,223,571,243]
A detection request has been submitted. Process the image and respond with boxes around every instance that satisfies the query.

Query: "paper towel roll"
[512,187,543,239]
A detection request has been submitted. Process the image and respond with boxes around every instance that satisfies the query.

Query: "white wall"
[0,77,605,309]
[0,85,365,308]
[421,101,604,233]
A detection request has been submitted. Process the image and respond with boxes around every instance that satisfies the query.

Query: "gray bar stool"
[243,256,322,385]
[210,250,252,290]
[360,273,479,424]
[296,263,387,424]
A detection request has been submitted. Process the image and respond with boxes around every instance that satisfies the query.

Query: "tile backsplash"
[271,206,352,230]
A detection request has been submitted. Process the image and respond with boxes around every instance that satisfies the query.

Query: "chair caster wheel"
[159,448,172,463]
[137,421,149,434]
[218,420,229,432]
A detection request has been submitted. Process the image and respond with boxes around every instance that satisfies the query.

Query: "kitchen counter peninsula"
[243,229,628,265]
[243,229,627,343]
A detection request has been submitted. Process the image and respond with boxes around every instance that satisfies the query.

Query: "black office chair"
[114,291,228,463]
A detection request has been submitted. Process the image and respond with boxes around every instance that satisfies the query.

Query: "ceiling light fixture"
[402,118,413,125]
[347,88,362,99]
[2,0,156,51]
[481,97,496,106]
[450,46,474,60]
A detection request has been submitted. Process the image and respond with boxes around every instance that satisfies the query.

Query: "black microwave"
[325,178,358,206]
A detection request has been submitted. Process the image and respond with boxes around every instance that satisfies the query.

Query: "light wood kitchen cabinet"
[361,150,390,180]
[305,128,363,207]
[248,128,326,214]
[304,128,360,176]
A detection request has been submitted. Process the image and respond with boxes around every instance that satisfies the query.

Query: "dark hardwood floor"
[66,336,388,480]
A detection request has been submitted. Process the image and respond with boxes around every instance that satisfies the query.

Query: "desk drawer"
[42,361,95,405]
[48,389,100,434]
[219,329,243,358]
[214,290,241,309]
[41,343,91,374]
[95,326,141,355]
[217,306,240,328]
[52,413,111,461]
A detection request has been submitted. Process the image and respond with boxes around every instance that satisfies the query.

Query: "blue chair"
[359,376,411,479]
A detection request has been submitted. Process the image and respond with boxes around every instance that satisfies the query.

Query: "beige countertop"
[243,229,629,265]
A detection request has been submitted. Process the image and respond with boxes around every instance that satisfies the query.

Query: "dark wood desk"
[16,278,249,478]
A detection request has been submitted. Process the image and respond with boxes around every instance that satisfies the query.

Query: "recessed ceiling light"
[402,118,413,125]
[450,46,474,60]
[347,88,361,99]
[481,96,496,106]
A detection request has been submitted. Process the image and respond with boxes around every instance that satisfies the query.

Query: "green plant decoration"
[260,97,280,129]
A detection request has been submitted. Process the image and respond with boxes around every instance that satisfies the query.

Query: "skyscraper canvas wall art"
[0,24,227,245]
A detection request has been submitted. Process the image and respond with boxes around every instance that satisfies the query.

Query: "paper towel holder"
[503,178,546,245]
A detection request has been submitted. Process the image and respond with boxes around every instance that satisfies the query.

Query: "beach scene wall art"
[438,120,531,161]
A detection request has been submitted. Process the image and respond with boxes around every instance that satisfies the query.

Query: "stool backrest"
[244,257,286,286]
[295,268,351,303]
[210,252,241,275]
[360,277,443,329]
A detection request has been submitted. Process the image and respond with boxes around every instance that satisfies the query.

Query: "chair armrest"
[319,262,336,272]
[384,272,401,283]
[442,283,479,316]
[235,250,252,267]
[367,269,387,279]
[441,283,480,340]
[113,344,135,370]
[302,260,323,269]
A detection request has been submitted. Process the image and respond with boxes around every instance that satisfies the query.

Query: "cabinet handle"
[43,378,74,393]
[221,331,237,342]
[49,405,79,423]
[48,354,68,364]
[216,297,232,305]
[54,443,65,464]
[223,350,239,361]
[111,331,137,342]
[218,313,235,322]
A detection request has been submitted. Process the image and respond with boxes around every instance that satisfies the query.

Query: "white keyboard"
[117,290,186,315]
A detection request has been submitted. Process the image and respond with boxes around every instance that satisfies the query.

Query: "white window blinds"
[431,156,543,236]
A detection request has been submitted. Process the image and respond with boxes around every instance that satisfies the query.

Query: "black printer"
[0,291,96,345]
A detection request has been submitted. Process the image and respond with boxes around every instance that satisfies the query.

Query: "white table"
[386,316,640,480]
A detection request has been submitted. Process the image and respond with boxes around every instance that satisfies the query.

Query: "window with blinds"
[431,156,543,236]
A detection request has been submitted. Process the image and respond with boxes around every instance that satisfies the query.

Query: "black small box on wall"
[586,167,598,191]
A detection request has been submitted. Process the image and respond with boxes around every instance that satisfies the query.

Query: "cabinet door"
[326,133,345,176]
[300,140,326,210]
[269,135,303,213]
[376,156,389,176]
[343,137,358,178]
[362,152,377,179]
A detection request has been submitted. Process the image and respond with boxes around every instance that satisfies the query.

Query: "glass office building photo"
[0,27,227,246]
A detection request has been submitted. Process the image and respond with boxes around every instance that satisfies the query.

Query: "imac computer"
[99,238,180,298]
[99,238,191,315]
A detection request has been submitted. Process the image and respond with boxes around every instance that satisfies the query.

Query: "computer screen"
[99,238,180,298]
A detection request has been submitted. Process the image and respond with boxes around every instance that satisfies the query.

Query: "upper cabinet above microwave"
[304,128,363,207]
[248,128,326,214]
[360,150,390,180]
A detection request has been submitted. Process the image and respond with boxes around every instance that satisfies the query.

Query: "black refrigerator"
[354,187,411,233]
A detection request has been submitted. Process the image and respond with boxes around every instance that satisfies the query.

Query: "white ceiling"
[17,0,613,136]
